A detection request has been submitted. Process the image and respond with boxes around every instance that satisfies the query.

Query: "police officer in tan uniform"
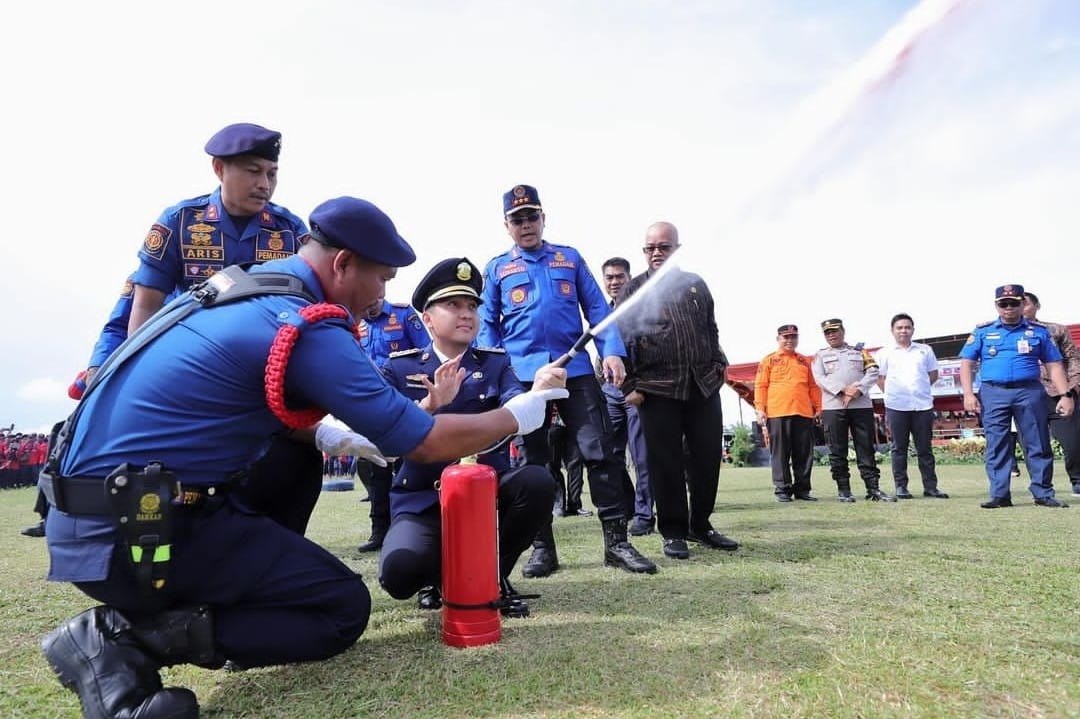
[812,319,896,502]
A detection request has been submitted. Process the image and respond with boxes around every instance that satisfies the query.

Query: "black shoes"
[1034,497,1069,508]
[793,493,818,502]
[499,578,531,618]
[564,504,594,518]
[357,533,385,553]
[980,497,1013,509]
[923,489,950,499]
[662,538,690,559]
[687,528,740,551]
[602,521,658,574]
[837,491,856,503]
[776,493,794,503]
[417,586,442,610]
[21,520,45,537]
[895,488,915,499]
[629,517,655,536]
[521,546,559,578]
[42,606,206,719]
[865,489,897,502]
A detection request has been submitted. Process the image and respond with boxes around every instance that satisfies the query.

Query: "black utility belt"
[40,472,229,516]
[981,380,1040,389]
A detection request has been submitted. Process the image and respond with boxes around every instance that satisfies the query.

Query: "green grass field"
[2,465,1077,719]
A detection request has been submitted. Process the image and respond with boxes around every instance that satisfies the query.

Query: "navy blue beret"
[503,184,542,215]
[204,123,282,161]
[995,284,1024,301]
[411,257,483,310]
[308,197,416,267]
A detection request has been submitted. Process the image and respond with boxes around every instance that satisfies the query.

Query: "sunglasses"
[642,243,675,254]
[996,299,1022,308]
[507,211,541,226]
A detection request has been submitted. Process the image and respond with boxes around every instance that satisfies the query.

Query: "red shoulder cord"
[265,303,361,429]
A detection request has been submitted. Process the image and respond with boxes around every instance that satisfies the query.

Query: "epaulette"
[854,342,865,351]
[390,301,414,310]
[474,346,506,354]
[1028,319,1048,328]
[975,320,994,328]
[388,348,423,359]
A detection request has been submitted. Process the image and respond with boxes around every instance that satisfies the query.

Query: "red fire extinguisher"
[439,461,501,648]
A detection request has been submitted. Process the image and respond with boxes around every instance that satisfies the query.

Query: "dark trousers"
[357,459,396,536]
[378,465,555,598]
[885,408,938,492]
[636,390,724,540]
[547,423,585,511]
[75,501,371,668]
[821,407,880,490]
[603,382,653,522]
[1045,394,1080,487]
[236,436,324,535]
[767,415,815,495]
[522,375,634,550]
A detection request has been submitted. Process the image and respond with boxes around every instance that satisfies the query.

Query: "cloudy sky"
[2,0,1078,432]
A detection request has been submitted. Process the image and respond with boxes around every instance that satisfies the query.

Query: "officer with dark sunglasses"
[959,284,1074,508]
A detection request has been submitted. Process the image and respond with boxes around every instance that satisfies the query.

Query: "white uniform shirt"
[874,341,938,411]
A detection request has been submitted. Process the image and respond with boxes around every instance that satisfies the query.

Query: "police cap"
[412,257,484,310]
[995,284,1024,301]
[503,184,542,215]
[821,318,844,332]
[308,197,417,268]
[777,324,798,336]
[204,123,282,162]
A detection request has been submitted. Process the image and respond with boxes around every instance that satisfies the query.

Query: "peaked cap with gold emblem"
[411,257,484,310]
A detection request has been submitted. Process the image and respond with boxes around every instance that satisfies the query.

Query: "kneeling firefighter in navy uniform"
[37,199,567,719]
[378,258,556,617]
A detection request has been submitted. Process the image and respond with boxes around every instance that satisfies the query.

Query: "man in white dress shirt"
[874,313,950,499]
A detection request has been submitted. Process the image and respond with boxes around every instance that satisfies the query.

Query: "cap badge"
[513,185,526,198]
[456,262,472,281]
[472,371,483,379]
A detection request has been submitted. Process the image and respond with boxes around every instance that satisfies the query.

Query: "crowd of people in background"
[0,428,47,489]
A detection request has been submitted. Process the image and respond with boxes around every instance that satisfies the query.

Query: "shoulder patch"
[475,346,506,354]
[389,347,423,359]
[142,223,172,260]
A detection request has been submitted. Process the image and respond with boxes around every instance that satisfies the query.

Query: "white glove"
[314,421,389,467]
[503,388,570,435]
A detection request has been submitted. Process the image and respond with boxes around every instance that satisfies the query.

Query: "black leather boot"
[865,484,897,502]
[358,518,389,552]
[602,520,658,574]
[357,530,386,553]
[499,578,531,618]
[42,605,217,719]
